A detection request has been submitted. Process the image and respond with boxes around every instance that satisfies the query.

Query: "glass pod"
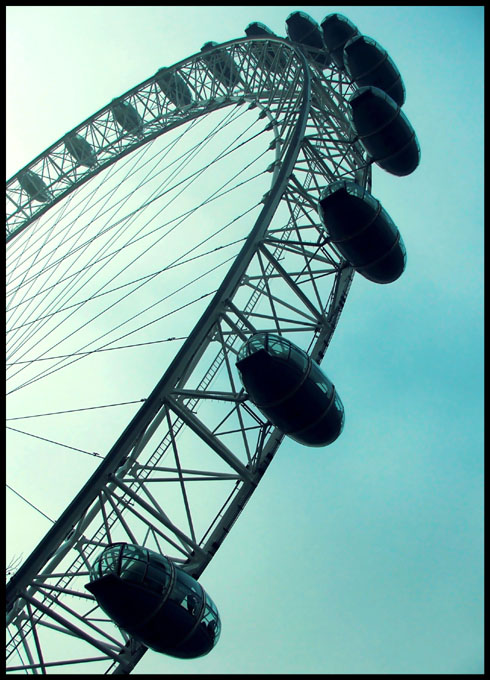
[318,180,406,284]
[285,11,331,68]
[348,86,420,176]
[320,13,359,70]
[200,42,240,89]
[85,543,221,659]
[344,34,405,106]
[245,21,289,73]
[236,333,344,447]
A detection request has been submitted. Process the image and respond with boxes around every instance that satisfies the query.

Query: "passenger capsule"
[155,67,192,107]
[318,180,406,284]
[18,169,51,203]
[348,86,420,176]
[200,42,240,89]
[111,100,144,136]
[65,133,97,167]
[236,333,344,447]
[245,22,288,73]
[285,11,331,68]
[320,13,359,70]
[85,543,221,659]
[344,35,405,106]
[245,21,277,38]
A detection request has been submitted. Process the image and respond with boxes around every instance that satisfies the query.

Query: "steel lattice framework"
[6,37,370,674]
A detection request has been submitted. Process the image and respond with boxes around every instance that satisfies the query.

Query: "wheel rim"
[6,36,370,674]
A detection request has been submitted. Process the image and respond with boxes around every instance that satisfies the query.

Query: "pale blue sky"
[6,5,483,674]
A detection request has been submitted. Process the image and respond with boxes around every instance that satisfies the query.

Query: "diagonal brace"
[166,396,254,483]
[258,243,325,321]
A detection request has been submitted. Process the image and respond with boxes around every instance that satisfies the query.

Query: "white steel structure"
[6,35,370,673]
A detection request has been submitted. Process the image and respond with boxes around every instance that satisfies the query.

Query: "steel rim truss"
[6,36,369,674]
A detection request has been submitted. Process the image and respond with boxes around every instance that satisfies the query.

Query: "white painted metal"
[6,35,370,674]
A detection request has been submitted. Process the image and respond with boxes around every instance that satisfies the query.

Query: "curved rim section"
[6,37,307,244]
[6,29,369,675]
[5,35,311,614]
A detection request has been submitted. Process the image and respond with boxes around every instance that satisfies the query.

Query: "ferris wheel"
[6,11,420,674]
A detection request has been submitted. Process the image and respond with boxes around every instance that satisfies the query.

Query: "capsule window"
[345,182,365,200]
[237,333,313,378]
[245,21,274,36]
[309,360,334,398]
[119,546,148,585]
[288,344,309,374]
[201,592,221,642]
[345,183,379,211]
[144,560,172,594]
[169,568,204,616]
[120,543,146,565]
[321,179,366,203]
[362,36,376,48]
[335,392,345,433]
[267,335,291,360]
[320,180,380,218]
[399,237,407,266]
[237,333,266,362]
[92,544,122,579]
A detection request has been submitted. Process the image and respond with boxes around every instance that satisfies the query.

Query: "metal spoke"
[7,32,369,674]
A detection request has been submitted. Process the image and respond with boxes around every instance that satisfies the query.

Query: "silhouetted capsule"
[155,67,192,107]
[85,543,221,659]
[285,11,331,68]
[65,133,97,167]
[320,13,359,70]
[348,86,420,176]
[344,35,405,106]
[236,333,344,447]
[318,180,406,284]
[18,169,51,203]
[245,21,277,38]
[245,21,289,73]
[111,100,143,136]
[200,41,240,89]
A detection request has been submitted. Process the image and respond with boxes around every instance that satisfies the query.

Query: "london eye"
[6,9,420,674]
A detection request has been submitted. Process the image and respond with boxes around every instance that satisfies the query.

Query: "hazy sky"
[6,5,483,675]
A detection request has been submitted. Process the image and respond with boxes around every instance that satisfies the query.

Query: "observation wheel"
[7,22,373,674]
